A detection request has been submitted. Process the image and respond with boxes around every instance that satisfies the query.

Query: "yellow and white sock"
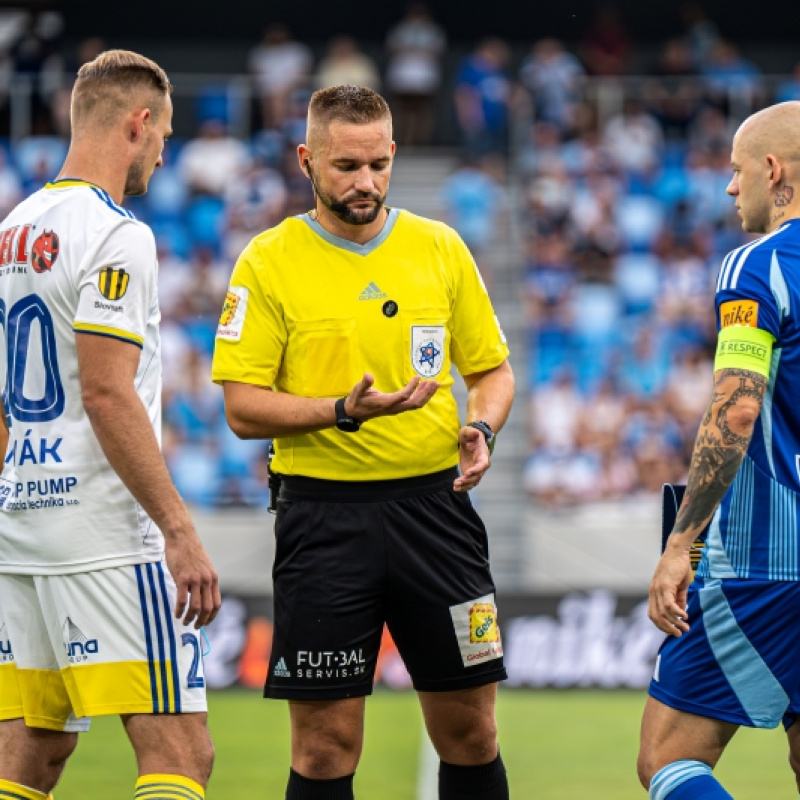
[0,778,48,800]
[134,773,205,800]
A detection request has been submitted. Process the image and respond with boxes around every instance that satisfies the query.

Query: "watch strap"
[467,420,496,454]
[335,397,361,432]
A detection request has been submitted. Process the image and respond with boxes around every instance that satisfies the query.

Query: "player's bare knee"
[45,732,78,768]
[636,739,668,791]
[0,725,77,789]
[788,747,800,778]
[433,717,498,764]
[636,750,654,790]
[295,728,362,778]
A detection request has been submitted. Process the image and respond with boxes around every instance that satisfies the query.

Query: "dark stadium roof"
[65,0,800,44]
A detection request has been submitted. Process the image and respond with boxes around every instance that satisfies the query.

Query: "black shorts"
[265,467,507,700]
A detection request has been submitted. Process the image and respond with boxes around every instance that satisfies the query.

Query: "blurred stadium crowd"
[1,5,798,508]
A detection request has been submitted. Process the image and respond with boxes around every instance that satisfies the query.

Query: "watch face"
[337,419,361,432]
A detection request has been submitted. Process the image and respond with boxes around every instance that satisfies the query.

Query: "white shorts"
[0,562,208,732]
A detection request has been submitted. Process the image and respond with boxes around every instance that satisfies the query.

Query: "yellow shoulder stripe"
[73,323,144,348]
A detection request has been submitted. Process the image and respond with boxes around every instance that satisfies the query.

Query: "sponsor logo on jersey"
[63,617,99,662]
[294,649,367,680]
[359,282,387,301]
[273,656,291,677]
[720,299,758,328]
[411,325,445,378]
[469,602,500,644]
[0,224,31,270]
[219,290,240,325]
[216,286,249,342]
[30,229,59,273]
[450,593,503,667]
[98,266,130,301]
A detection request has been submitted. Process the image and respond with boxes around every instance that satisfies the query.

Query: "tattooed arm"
[648,367,767,635]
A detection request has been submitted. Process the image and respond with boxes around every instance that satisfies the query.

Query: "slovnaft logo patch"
[216,287,249,341]
[450,593,503,667]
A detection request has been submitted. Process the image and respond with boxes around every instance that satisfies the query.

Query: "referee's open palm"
[345,373,439,420]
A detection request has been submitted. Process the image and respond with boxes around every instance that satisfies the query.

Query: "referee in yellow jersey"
[211,85,514,800]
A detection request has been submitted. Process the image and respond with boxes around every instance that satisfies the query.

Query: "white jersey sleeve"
[74,220,157,348]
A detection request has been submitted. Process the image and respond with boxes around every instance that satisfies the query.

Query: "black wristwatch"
[467,420,496,454]
[335,397,361,432]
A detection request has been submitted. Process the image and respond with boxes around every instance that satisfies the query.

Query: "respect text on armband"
[716,339,768,359]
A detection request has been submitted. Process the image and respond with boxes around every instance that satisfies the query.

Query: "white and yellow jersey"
[0,179,164,575]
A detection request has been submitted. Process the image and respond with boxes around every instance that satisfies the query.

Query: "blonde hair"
[71,49,172,132]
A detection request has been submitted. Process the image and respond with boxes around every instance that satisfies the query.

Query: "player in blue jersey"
[638,101,800,799]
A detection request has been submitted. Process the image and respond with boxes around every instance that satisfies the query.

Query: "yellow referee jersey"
[211,208,509,480]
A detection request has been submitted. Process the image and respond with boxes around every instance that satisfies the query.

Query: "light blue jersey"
[701,219,800,581]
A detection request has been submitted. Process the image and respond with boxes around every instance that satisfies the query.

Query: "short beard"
[741,195,772,234]
[312,176,385,226]
[124,152,148,197]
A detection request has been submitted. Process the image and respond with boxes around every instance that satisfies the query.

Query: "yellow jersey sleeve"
[211,239,287,387]
[446,231,509,375]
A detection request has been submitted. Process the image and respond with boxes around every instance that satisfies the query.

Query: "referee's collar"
[298,207,399,255]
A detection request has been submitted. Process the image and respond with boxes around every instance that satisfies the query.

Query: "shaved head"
[735,101,800,165]
[728,101,800,233]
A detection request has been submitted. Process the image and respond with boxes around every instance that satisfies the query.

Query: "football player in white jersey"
[0,50,220,800]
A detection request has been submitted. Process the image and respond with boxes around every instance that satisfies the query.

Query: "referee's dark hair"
[307,85,392,147]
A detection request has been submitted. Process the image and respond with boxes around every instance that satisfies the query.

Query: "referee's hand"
[344,373,439,420]
[454,425,491,492]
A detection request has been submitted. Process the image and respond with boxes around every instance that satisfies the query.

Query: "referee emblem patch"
[98,267,129,301]
[411,325,445,378]
[450,593,503,667]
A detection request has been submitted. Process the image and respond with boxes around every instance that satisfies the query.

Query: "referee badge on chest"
[411,325,445,378]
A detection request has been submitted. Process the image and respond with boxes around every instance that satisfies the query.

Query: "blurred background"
[4,0,800,693]
[8,2,800,797]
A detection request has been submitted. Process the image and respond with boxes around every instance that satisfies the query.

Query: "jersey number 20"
[1,293,65,425]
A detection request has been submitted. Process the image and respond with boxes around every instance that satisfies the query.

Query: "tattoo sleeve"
[672,368,767,540]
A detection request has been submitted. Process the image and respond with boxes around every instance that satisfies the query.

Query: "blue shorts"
[649,577,800,730]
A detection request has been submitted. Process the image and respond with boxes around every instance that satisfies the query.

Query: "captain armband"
[714,325,775,378]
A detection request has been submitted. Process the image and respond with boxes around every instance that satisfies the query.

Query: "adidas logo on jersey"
[359,282,387,301]
[273,657,291,678]
[63,617,99,661]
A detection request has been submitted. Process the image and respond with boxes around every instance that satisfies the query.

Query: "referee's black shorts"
[265,467,507,700]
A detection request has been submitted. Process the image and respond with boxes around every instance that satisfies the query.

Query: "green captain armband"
[714,325,775,378]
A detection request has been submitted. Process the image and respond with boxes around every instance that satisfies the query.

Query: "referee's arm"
[463,359,514,434]
[223,372,439,439]
[455,359,514,493]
